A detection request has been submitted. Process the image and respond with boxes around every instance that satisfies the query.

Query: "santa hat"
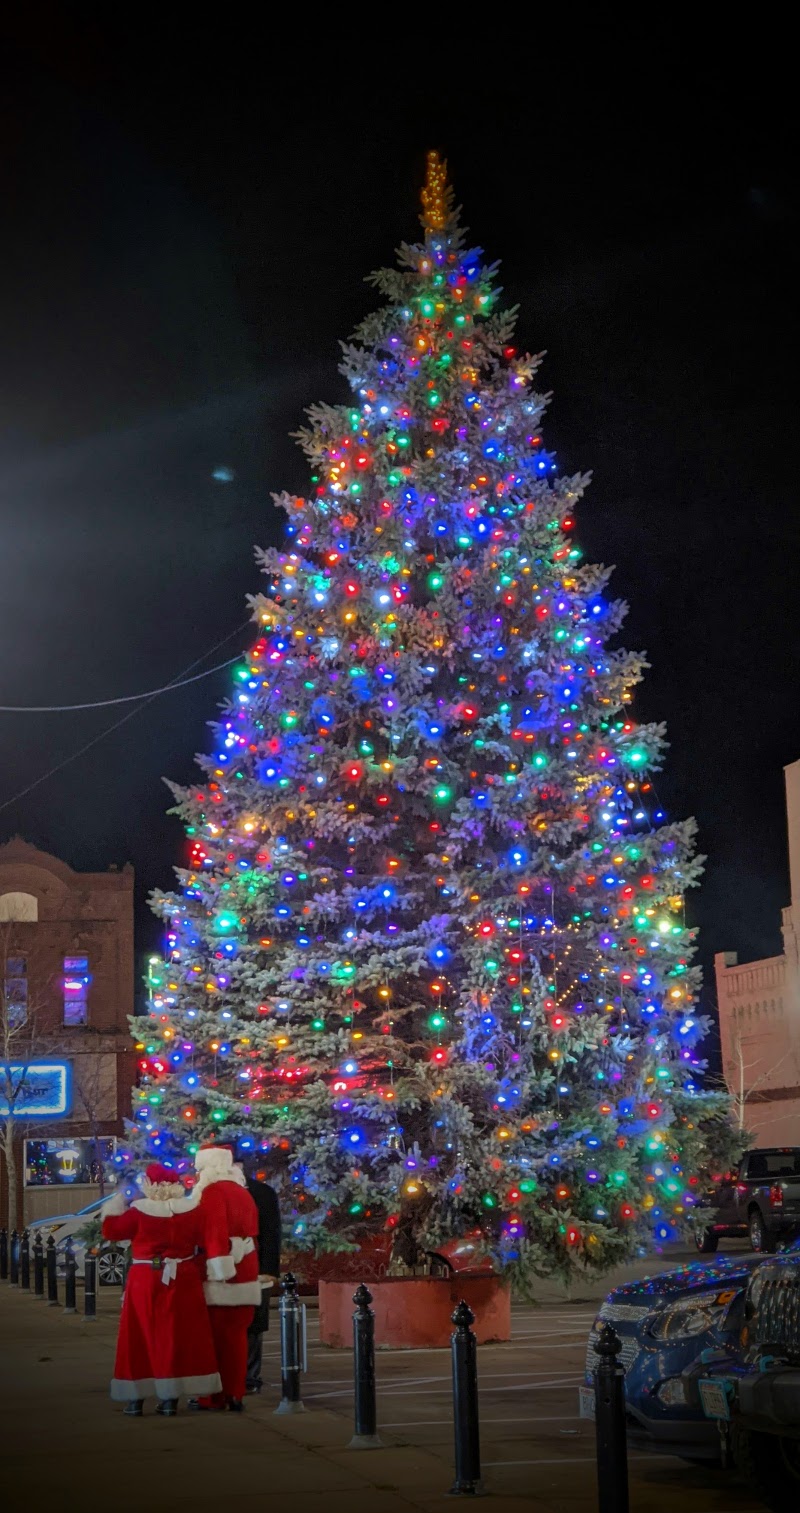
[195,1143,235,1175]
[146,1162,180,1185]
[140,1161,187,1201]
[193,1141,246,1188]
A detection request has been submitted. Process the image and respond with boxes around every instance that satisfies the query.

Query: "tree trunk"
[96,1136,106,1198]
[3,1135,20,1230]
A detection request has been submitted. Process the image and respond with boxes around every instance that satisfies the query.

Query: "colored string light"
[123,157,743,1284]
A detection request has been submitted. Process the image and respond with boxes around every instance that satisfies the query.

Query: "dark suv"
[695,1147,800,1253]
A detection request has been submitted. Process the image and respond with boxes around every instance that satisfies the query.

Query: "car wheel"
[695,1228,719,1253]
[749,1210,777,1253]
[734,1427,800,1512]
[98,1247,126,1286]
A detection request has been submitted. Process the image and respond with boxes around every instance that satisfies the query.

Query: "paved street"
[0,1252,767,1513]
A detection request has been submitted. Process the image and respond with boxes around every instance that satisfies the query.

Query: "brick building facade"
[0,838,136,1226]
[715,759,800,1144]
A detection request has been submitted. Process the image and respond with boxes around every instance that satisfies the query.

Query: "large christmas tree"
[133,155,738,1284]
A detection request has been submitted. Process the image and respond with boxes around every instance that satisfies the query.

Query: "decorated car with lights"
[581,1252,768,1457]
[695,1249,800,1508]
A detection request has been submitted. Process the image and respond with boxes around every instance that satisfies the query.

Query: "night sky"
[1,25,797,1013]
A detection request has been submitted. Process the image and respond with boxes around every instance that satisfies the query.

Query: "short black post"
[33,1232,44,1297]
[63,1237,77,1314]
[0,1227,8,1281]
[274,1272,307,1415]
[349,1283,382,1449]
[9,1229,19,1285]
[84,1250,97,1320]
[19,1228,30,1290]
[46,1235,58,1306]
[450,1299,483,1495]
[593,1322,629,1513]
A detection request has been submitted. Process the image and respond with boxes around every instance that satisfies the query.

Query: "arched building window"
[0,891,38,922]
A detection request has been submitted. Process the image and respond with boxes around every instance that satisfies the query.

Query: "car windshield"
[748,1152,800,1179]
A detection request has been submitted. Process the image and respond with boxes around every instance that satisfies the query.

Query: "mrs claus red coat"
[102,1187,221,1403]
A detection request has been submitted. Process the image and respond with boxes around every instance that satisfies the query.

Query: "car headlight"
[649,1290,736,1341]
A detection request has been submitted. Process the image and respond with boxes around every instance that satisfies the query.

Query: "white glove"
[100,1191,128,1218]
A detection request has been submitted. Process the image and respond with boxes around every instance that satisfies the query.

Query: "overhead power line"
[0,621,250,817]
[0,655,241,712]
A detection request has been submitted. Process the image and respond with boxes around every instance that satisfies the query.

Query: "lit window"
[63,956,90,1027]
[4,957,27,1028]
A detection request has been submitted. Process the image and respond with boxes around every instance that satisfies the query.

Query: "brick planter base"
[318,1274,511,1349]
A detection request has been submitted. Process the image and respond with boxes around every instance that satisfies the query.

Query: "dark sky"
[1,24,797,1008]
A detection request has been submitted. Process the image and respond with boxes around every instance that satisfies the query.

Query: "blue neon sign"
[0,1062,72,1118]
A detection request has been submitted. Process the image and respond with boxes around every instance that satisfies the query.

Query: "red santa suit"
[102,1164,221,1408]
[193,1145,260,1406]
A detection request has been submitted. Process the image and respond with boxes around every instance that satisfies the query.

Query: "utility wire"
[0,655,243,712]
[0,621,250,818]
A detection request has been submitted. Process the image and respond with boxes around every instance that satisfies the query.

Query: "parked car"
[28,1195,128,1284]
[694,1147,800,1253]
[696,1248,800,1508]
[581,1251,768,1459]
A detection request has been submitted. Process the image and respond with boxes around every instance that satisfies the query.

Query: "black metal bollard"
[46,1235,58,1306]
[274,1272,307,1415]
[9,1229,19,1285]
[84,1250,97,1320]
[349,1283,382,1449]
[450,1299,483,1495]
[19,1228,30,1290]
[593,1323,629,1513]
[63,1237,77,1314]
[0,1228,7,1281]
[33,1232,44,1297]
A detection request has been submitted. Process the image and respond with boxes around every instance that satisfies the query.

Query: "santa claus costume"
[192,1144,260,1410]
[101,1163,221,1415]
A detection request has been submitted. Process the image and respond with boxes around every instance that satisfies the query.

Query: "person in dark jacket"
[242,1158,282,1394]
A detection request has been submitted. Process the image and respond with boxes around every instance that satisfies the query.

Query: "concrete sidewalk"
[0,1268,761,1513]
[0,1283,529,1513]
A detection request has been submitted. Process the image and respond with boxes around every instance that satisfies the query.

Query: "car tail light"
[769,1184,784,1209]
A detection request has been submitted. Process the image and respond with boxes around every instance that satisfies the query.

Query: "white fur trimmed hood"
[100,1189,199,1219]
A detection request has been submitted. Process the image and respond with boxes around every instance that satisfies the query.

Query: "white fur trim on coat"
[110,1371,221,1401]
[131,1196,198,1219]
[206,1253,236,1282]
[204,1278,262,1307]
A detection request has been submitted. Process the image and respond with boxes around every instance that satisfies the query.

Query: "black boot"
[123,1399,144,1417]
[156,1398,178,1416]
[227,1397,244,1412]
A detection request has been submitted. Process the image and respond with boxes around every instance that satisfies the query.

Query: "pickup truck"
[694,1147,800,1253]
